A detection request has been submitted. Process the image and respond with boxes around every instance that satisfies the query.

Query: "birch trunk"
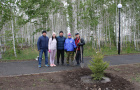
[11,18,17,57]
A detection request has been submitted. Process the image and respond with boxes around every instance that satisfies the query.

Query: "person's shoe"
[38,65,41,68]
[45,64,49,67]
[57,63,59,66]
[50,64,53,67]
[61,63,65,66]
[66,64,69,66]
[53,64,56,66]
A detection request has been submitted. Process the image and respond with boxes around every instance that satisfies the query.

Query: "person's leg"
[53,49,57,64]
[60,50,64,64]
[76,51,80,65]
[70,51,74,66]
[49,50,53,66]
[53,49,57,66]
[70,51,74,62]
[57,50,60,64]
[61,50,64,64]
[66,52,70,65]
[44,49,49,65]
[38,50,43,66]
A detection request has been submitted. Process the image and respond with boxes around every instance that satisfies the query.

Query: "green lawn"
[1,48,39,61]
[1,43,140,61]
[84,43,140,57]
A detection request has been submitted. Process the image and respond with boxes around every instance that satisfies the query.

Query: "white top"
[48,38,57,50]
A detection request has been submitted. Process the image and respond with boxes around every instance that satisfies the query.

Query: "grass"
[39,78,48,82]
[131,74,140,83]
[84,43,140,57]
[1,48,39,61]
[113,68,121,72]
[1,43,140,61]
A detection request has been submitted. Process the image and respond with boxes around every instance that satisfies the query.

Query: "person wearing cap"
[37,31,49,68]
[56,31,66,65]
[48,32,57,67]
[64,33,77,66]
[74,33,85,66]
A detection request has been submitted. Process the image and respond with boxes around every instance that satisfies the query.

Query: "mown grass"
[84,43,140,57]
[1,42,140,61]
[1,48,39,61]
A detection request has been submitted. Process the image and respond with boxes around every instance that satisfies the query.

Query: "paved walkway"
[0,54,140,77]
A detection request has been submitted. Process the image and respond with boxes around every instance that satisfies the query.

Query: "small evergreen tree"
[88,51,109,80]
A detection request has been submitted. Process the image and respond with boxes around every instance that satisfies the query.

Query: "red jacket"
[75,38,80,51]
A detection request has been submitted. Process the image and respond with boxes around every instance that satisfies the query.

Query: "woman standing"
[48,32,57,67]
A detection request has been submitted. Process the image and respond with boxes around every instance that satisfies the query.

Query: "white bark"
[11,18,17,57]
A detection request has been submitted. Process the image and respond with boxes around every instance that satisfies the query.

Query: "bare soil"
[0,67,136,90]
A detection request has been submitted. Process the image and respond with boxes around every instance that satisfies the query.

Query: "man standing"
[37,31,49,68]
[56,31,66,65]
[64,33,77,66]
[74,33,85,66]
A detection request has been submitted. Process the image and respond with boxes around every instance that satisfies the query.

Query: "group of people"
[37,31,85,68]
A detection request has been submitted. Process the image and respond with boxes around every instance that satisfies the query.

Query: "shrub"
[88,51,109,80]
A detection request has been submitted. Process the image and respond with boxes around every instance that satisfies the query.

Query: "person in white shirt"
[48,32,57,67]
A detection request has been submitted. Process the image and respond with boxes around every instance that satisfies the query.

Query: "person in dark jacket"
[56,31,66,65]
[37,31,49,68]
[74,33,85,66]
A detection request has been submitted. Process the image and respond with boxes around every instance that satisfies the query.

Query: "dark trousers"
[57,50,64,64]
[76,50,84,64]
[76,51,81,64]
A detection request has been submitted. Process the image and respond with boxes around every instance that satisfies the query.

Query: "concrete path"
[0,54,140,77]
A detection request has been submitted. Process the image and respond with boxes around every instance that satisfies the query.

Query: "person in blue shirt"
[37,31,49,68]
[56,31,66,65]
[64,33,77,66]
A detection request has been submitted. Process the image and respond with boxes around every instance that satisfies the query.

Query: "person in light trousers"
[48,32,57,67]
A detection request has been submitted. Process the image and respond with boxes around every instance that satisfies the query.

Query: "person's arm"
[37,37,41,51]
[48,38,51,50]
[56,37,58,41]
[64,37,66,41]
[78,38,85,46]
[73,40,77,49]
[56,38,57,49]
[64,39,67,51]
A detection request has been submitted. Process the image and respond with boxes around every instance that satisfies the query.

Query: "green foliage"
[88,51,109,80]
[80,0,99,28]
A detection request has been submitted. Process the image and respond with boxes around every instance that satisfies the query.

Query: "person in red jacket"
[74,33,85,66]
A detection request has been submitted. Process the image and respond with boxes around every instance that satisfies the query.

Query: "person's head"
[68,33,71,38]
[52,32,56,38]
[59,31,63,36]
[42,31,47,36]
[52,32,56,40]
[75,33,80,38]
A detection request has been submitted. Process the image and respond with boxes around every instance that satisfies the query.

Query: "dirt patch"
[106,63,140,90]
[0,68,134,90]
